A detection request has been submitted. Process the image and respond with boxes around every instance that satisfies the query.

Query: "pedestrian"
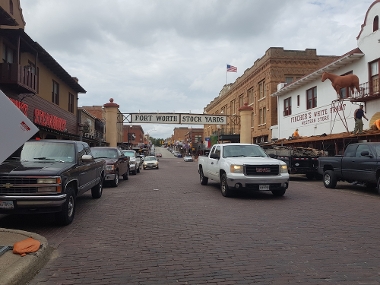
[292,129,300,138]
[353,104,368,134]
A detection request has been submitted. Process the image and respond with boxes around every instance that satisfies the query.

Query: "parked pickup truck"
[91,147,130,187]
[0,140,106,225]
[318,142,380,191]
[198,143,290,197]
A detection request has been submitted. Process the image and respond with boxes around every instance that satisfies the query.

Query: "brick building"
[204,47,340,145]
[122,125,145,149]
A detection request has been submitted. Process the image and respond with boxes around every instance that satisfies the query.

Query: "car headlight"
[230,164,243,173]
[106,165,115,171]
[37,177,62,193]
[37,178,60,184]
[280,164,288,173]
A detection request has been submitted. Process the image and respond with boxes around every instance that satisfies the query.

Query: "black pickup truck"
[0,139,106,225]
[318,142,380,191]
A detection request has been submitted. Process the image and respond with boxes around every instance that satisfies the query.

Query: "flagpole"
[226,64,227,84]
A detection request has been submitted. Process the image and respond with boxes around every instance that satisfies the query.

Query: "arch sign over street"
[123,113,227,125]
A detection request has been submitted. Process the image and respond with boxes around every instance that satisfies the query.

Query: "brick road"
[1,149,380,284]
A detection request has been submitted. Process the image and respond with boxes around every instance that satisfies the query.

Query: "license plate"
[259,185,269,190]
[0,201,14,209]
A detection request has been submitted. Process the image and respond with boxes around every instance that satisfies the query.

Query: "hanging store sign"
[130,113,226,125]
[34,109,67,131]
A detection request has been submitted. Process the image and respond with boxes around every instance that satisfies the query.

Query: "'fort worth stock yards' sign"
[125,113,227,125]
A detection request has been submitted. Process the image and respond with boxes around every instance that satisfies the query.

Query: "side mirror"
[82,154,93,162]
[361,150,373,158]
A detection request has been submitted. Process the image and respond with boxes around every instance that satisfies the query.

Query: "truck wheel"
[123,170,129,180]
[91,176,103,199]
[111,171,119,187]
[221,173,232,197]
[56,186,76,226]
[272,188,286,197]
[323,170,337,188]
[199,167,208,185]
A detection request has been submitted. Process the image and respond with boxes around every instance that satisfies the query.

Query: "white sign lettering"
[130,113,227,125]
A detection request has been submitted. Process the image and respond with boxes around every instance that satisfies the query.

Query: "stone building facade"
[204,47,340,145]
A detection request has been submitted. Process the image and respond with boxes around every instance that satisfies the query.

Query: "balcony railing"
[349,80,380,102]
[0,63,37,93]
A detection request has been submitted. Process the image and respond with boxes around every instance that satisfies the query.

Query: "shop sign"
[10,98,28,116]
[34,109,67,131]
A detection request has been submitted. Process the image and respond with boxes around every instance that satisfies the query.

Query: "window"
[370,60,379,95]
[52,80,59,105]
[2,43,14,63]
[355,144,371,157]
[374,16,379,32]
[297,95,300,107]
[284,97,292,116]
[248,87,254,104]
[230,100,235,114]
[285,77,293,84]
[239,94,244,108]
[339,71,353,99]
[259,107,266,125]
[306,87,317,109]
[68,93,75,113]
[258,80,265,99]
[9,0,13,15]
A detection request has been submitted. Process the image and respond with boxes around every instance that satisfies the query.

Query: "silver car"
[122,150,141,175]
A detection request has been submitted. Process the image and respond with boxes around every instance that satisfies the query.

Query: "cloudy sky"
[20,0,374,139]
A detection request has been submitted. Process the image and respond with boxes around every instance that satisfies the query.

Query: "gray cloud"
[20,0,374,138]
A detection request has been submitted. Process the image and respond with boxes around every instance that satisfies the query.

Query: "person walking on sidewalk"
[353,104,368,134]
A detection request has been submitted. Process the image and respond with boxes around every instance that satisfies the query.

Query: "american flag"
[227,64,237,72]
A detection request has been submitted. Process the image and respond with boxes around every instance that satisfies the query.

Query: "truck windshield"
[21,142,75,163]
[223,145,268,158]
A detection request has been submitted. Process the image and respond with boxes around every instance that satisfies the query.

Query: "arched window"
[374,16,379,32]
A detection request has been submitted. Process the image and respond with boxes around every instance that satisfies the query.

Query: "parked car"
[122,150,141,175]
[0,140,106,225]
[143,156,159,170]
[184,155,193,162]
[156,153,162,158]
[91,147,129,187]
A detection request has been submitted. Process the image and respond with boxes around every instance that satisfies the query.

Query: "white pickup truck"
[198,143,290,197]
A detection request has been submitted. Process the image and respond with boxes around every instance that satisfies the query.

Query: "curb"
[0,228,52,285]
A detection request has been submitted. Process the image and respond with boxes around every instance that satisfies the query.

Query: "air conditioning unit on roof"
[277,83,286,91]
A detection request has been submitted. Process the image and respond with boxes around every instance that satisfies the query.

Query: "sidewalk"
[0,228,51,285]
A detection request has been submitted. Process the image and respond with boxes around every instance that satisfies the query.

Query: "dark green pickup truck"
[0,140,106,225]
[318,142,380,192]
